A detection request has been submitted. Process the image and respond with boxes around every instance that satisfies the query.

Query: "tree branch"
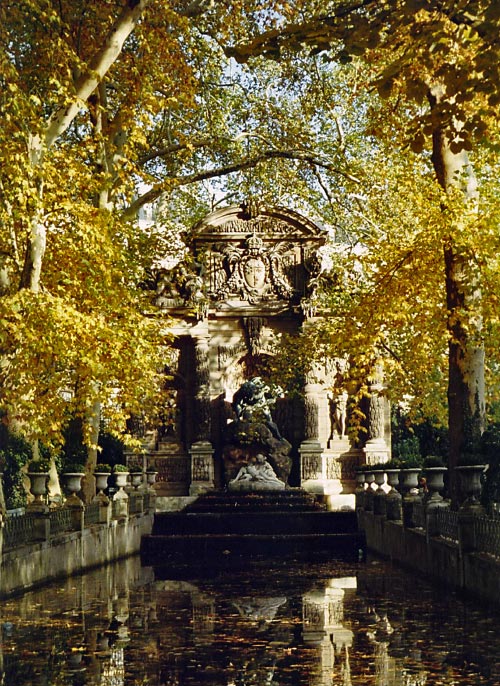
[43,0,152,151]
[226,0,378,62]
[123,149,361,217]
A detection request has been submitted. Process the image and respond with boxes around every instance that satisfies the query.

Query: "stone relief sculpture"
[213,233,294,303]
[155,261,207,318]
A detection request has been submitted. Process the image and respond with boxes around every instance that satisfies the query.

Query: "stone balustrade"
[0,476,155,597]
[356,466,500,607]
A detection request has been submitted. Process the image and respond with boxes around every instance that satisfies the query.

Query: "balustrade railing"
[412,501,426,530]
[4,512,40,550]
[1,481,154,554]
[474,515,500,559]
[435,508,459,541]
[128,492,143,515]
[84,502,101,527]
[50,508,77,535]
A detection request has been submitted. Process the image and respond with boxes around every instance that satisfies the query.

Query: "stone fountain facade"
[137,202,391,510]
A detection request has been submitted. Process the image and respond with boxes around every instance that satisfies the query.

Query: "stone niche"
[142,201,390,510]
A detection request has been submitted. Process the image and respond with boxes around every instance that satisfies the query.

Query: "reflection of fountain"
[301,578,356,686]
[232,596,288,623]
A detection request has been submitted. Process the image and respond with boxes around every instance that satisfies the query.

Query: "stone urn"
[94,472,110,493]
[113,470,130,499]
[456,464,486,512]
[130,472,143,490]
[93,472,111,504]
[62,472,85,508]
[27,472,49,505]
[399,467,421,495]
[424,467,447,503]
[385,469,400,492]
[146,470,158,493]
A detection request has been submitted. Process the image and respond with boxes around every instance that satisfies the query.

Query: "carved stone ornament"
[213,233,294,304]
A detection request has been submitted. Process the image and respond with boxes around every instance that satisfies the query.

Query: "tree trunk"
[19,0,150,292]
[430,91,485,502]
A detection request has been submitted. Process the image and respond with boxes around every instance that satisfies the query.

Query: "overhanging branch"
[123,149,361,217]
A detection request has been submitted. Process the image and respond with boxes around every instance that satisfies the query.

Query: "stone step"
[151,510,358,536]
[182,489,325,513]
[141,530,365,563]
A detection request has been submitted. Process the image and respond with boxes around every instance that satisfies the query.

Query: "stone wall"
[1,511,153,597]
[359,510,500,607]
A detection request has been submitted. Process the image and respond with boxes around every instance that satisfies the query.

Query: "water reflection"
[0,555,499,685]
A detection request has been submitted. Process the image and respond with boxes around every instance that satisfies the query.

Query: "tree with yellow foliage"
[228,1,500,493]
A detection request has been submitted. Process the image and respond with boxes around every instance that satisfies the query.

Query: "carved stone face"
[242,256,266,289]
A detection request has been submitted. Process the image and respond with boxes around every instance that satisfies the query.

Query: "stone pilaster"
[189,441,215,495]
[192,333,212,443]
[189,332,215,495]
[300,368,324,494]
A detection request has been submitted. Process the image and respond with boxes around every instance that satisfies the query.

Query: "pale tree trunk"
[81,393,102,504]
[19,0,151,293]
[430,87,485,502]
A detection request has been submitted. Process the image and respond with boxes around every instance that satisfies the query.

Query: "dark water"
[1,554,499,685]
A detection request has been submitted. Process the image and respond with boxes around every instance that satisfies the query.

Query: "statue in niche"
[328,361,349,441]
[214,233,294,304]
[232,376,283,439]
[223,377,292,486]
[228,453,286,491]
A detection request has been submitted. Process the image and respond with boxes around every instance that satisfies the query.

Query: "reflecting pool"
[1,554,499,685]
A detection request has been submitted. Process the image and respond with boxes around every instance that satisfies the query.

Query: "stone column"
[189,332,215,495]
[300,369,324,494]
[364,369,389,465]
[192,333,211,443]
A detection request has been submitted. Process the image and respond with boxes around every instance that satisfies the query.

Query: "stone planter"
[456,464,486,512]
[130,472,143,490]
[424,467,447,503]
[400,468,421,495]
[62,472,85,508]
[27,472,49,508]
[113,471,129,504]
[114,472,129,489]
[385,469,400,492]
[146,470,158,494]
[93,472,111,504]
[95,472,110,493]
[146,470,158,486]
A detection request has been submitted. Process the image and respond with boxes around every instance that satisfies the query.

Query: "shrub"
[113,464,129,473]
[27,458,51,473]
[128,461,143,473]
[457,451,485,466]
[62,462,85,473]
[423,455,446,468]
[95,463,112,473]
[0,431,32,509]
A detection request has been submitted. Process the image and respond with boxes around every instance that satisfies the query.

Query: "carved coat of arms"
[213,234,294,304]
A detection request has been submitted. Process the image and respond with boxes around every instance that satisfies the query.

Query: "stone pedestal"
[189,441,215,496]
[299,439,324,494]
